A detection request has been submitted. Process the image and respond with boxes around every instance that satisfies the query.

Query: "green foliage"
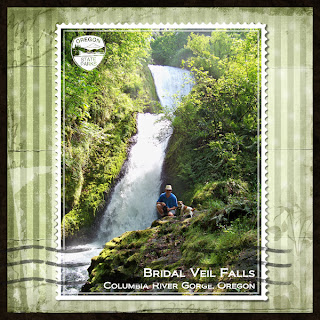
[171,47,194,68]
[159,32,261,286]
[62,30,158,240]
[180,209,257,273]
[165,30,261,203]
[151,30,193,67]
[191,180,249,208]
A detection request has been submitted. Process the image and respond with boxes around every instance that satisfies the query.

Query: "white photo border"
[55,23,268,301]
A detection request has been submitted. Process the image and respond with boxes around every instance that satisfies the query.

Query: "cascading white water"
[149,65,194,110]
[96,66,194,243]
[96,113,172,243]
[61,65,194,295]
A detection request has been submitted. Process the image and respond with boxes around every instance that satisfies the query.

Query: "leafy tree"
[61,30,156,239]
[151,30,192,66]
[165,30,261,201]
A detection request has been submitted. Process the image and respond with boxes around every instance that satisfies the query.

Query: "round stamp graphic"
[71,35,106,71]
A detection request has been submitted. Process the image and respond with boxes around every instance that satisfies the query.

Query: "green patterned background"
[7,7,313,313]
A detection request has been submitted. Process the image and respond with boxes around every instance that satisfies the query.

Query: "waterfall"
[149,65,194,111]
[96,66,194,242]
[61,65,194,295]
[96,113,172,243]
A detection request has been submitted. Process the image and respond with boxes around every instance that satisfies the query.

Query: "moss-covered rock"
[81,206,258,294]
[191,179,249,208]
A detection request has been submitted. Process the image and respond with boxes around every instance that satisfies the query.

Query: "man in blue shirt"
[156,185,178,217]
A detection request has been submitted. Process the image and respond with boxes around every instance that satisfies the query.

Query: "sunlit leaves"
[169,30,261,194]
[62,30,154,212]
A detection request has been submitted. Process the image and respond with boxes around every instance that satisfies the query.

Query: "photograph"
[59,26,267,298]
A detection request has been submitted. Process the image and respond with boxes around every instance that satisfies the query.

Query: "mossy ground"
[82,200,258,294]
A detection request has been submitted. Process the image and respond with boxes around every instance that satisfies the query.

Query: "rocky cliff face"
[81,206,258,294]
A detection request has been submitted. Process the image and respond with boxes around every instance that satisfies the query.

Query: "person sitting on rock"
[156,185,178,217]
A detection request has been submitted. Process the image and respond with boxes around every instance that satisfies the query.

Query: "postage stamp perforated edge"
[55,22,268,301]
